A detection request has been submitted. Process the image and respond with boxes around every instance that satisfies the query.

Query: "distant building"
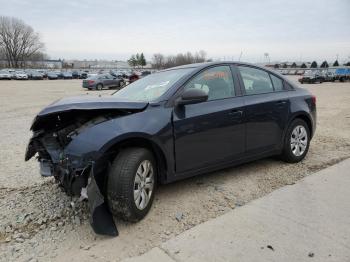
[0,59,62,69]
[66,60,152,69]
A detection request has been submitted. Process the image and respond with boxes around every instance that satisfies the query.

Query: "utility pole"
[238,51,243,61]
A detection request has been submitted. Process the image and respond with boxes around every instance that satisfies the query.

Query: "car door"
[108,74,119,87]
[103,75,113,87]
[173,65,245,174]
[236,65,290,154]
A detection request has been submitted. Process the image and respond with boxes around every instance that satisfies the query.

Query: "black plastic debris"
[87,168,118,237]
[267,245,274,251]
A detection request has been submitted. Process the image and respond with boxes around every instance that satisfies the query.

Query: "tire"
[96,84,103,90]
[119,80,125,88]
[107,148,156,222]
[281,119,310,163]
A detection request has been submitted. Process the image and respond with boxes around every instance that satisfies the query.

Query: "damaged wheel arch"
[101,136,169,184]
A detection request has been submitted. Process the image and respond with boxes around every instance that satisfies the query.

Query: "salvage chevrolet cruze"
[25,62,316,236]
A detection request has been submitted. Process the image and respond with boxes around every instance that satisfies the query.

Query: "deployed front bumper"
[30,145,118,236]
[87,167,118,236]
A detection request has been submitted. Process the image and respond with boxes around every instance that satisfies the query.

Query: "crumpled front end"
[26,120,118,236]
[25,112,131,237]
[25,97,149,236]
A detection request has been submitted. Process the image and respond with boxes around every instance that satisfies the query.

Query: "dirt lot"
[0,77,350,262]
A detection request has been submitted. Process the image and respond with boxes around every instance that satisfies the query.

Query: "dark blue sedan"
[25,62,316,236]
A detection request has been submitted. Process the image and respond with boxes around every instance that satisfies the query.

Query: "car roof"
[161,61,285,79]
[163,61,276,72]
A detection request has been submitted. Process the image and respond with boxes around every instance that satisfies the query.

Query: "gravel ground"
[0,77,349,262]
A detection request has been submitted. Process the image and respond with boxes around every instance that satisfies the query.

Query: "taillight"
[311,95,316,105]
[88,80,95,85]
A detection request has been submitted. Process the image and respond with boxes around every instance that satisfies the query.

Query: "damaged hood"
[31,95,148,131]
[38,95,148,116]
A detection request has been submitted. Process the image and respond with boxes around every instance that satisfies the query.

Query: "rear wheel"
[281,119,310,163]
[107,148,156,222]
[96,84,103,90]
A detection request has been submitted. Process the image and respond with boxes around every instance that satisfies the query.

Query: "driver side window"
[184,66,235,101]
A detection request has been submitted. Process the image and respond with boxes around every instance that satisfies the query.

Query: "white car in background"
[14,71,28,80]
[0,70,12,80]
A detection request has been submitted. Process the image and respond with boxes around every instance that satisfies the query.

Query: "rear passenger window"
[238,66,273,95]
[270,74,284,91]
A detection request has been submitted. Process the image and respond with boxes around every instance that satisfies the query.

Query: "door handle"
[275,100,287,106]
[229,110,243,117]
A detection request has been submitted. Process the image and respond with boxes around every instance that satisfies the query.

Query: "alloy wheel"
[290,125,308,157]
[133,160,154,210]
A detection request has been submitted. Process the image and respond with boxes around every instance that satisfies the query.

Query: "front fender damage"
[24,107,148,237]
[38,155,118,236]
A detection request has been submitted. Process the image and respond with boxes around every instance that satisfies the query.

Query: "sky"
[1,0,349,63]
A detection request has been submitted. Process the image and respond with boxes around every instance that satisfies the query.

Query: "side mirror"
[175,88,208,106]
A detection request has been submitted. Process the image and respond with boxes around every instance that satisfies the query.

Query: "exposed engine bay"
[27,111,113,195]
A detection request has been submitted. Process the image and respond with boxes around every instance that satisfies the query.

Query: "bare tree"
[152,51,207,69]
[152,53,165,70]
[0,16,45,68]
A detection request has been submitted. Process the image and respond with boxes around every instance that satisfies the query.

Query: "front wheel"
[119,80,125,88]
[107,148,156,222]
[281,119,310,163]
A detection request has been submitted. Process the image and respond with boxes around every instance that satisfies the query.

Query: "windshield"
[113,68,193,102]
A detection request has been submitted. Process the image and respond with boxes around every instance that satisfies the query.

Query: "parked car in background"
[47,72,59,80]
[141,71,151,77]
[333,68,350,82]
[55,71,64,79]
[72,71,81,79]
[299,71,324,84]
[62,72,73,79]
[322,72,335,82]
[0,70,12,80]
[87,73,98,78]
[31,72,44,80]
[82,74,125,90]
[80,72,88,79]
[25,70,34,79]
[14,71,28,80]
[26,62,316,236]
[38,70,48,78]
[129,72,140,83]
[296,70,305,75]
[110,70,126,79]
